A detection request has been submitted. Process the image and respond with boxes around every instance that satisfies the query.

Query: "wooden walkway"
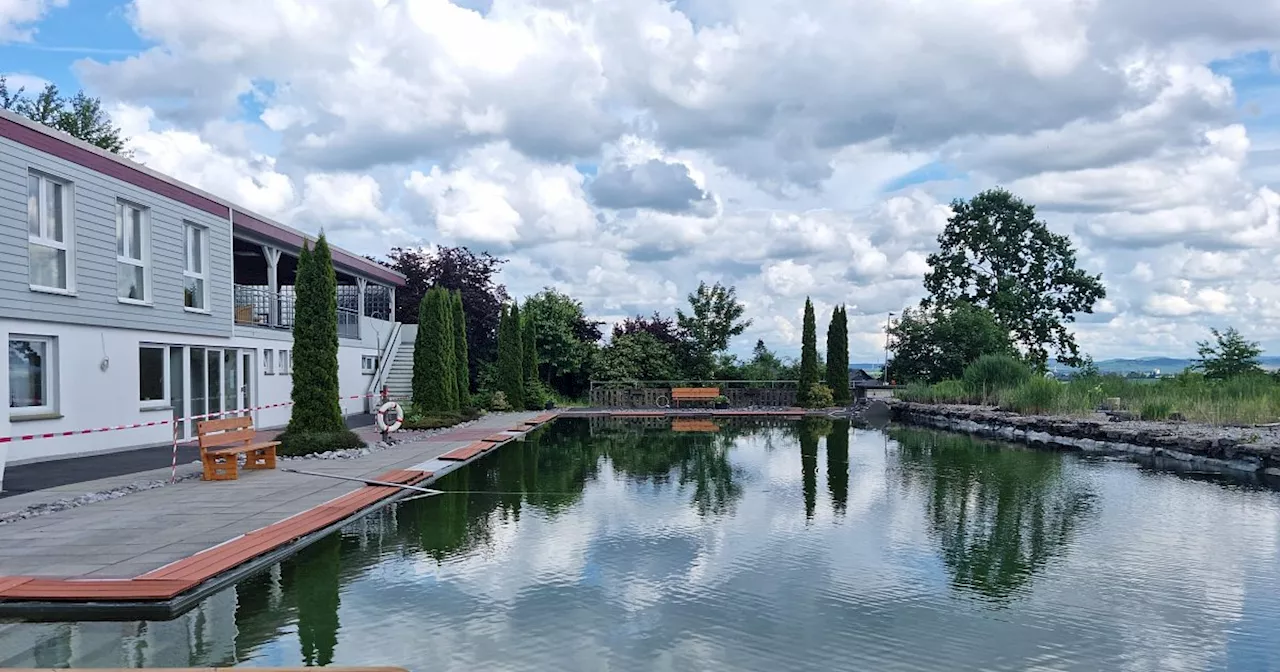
[0,412,558,606]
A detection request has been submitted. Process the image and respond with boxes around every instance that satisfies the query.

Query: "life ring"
[376,401,404,432]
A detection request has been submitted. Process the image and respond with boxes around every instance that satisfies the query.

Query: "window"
[279,350,290,375]
[184,223,208,311]
[361,354,378,373]
[27,171,73,292]
[9,335,56,416]
[117,201,150,303]
[139,345,167,408]
[264,349,274,375]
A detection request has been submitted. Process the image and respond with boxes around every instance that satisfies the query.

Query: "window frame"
[9,334,58,418]
[279,349,291,375]
[361,354,378,374]
[117,199,152,305]
[264,349,275,375]
[27,170,75,295]
[183,222,210,313]
[138,343,169,409]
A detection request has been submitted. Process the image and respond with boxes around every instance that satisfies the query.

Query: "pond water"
[3,418,1280,671]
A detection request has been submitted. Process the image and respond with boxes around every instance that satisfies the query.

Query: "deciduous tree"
[1,77,128,153]
[677,282,752,379]
[922,188,1105,369]
[522,288,603,397]
[385,246,508,380]
[1195,327,1262,379]
[887,303,1014,384]
[594,332,680,381]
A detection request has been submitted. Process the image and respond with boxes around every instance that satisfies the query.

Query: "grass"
[899,371,1280,426]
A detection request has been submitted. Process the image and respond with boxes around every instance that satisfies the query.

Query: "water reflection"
[5,419,1280,671]
[891,427,1096,603]
[827,420,850,515]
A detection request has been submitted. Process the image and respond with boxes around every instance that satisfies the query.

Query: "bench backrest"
[671,387,720,399]
[197,415,256,451]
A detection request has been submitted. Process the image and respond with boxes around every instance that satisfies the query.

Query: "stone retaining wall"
[891,401,1280,477]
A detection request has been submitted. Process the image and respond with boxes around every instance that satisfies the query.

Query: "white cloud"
[31,0,1280,359]
[403,142,596,247]
[0,0,63,42]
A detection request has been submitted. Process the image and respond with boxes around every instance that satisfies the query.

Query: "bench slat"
[198,428,257,449]
[671,388,719,398]
[207,441,280,456]
[197,416,253,433]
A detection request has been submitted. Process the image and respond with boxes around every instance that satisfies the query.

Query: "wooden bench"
[197,416,280,481]
[671,387,720,408]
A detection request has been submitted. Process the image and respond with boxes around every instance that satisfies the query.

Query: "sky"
[3,0,1280,362]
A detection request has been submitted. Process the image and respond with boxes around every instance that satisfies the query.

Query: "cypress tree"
[413,288,458,413]
[522,310,539,408]
[496,304,526,409]
[288,235,344,433]
[826,305,851,405]
[451,291,472,410]
[798,297,819,406]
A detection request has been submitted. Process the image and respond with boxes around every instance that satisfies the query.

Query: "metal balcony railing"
[338,307,360,340]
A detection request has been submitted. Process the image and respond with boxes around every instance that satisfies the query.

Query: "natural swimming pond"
[3,417,1280,670]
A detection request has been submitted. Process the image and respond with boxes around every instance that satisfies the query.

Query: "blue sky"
[7,1,1280,360]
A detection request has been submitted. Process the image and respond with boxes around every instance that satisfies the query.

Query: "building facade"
[0,110,405,487]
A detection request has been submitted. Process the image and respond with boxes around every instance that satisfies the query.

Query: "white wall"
[1,315,393,465]
[0,325,9,492]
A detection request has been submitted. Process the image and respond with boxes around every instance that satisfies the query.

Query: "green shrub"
[804,383,835,408]
[1139,401,1173,421]
[524,379,550,410]
[488,390,512,412]
[1000,377,1061,414]
[963,354,1033,401]
[276,429,365,457]
[400,406,480,430]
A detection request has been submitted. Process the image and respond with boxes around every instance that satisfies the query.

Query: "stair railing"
[367,321,403,412]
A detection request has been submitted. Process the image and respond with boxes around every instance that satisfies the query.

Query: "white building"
[0,109,407,490]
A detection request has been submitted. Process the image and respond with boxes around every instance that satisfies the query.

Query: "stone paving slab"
[0,412,541,581]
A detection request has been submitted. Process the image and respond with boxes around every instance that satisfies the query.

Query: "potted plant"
[714,395,730,409]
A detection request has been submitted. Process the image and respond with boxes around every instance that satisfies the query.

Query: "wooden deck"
[0,469,430,602]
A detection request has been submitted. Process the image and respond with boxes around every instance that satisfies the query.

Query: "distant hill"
[867,357,1280,377]
[1049,356,1280,375]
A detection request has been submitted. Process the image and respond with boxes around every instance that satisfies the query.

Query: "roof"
[0,109,405,287]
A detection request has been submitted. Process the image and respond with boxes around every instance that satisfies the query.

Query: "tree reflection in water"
[826,420,850,515]
[891,427,1095,603]
[282,533,341,666]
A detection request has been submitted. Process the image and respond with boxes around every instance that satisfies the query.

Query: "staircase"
[383,324,416,404]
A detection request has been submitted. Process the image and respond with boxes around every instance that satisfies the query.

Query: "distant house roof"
[849,369,874,382]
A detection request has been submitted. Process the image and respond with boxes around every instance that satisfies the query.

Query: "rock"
[1107,411,1138,422]
[1169,412,1186,422]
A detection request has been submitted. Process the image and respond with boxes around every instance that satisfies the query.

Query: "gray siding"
[0,136,233,337]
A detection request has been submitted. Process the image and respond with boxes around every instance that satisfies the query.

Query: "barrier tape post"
[170,417,180,484]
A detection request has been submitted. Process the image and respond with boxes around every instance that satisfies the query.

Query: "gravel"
[0,470,204,526]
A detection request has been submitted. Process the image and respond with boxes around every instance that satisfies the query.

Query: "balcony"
[233,237,396,341]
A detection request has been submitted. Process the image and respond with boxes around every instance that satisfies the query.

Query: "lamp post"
[884,311,894,385]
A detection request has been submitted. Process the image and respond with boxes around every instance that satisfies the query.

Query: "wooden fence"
[587,386,798,408]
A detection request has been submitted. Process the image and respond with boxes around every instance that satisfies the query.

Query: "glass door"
[170,346,186,438]
[207,348,222,418]
[223,349,238,415]
[190,347,207,426]
[241,351,255,422]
